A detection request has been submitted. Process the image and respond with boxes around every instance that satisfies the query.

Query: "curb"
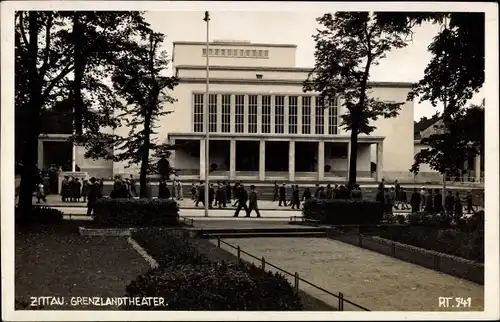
[78,227,135,237]
[127,237,159,269]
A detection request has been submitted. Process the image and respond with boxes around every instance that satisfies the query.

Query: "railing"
[205,232,370,311]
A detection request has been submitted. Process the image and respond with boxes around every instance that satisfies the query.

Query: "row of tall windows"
[193,94,339,134]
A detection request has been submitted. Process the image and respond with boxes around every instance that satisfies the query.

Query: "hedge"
[126,229,303,310]
[92,198,179,227]
[15,206,64,225]
[302,199,385,225]
[379,211,484,263]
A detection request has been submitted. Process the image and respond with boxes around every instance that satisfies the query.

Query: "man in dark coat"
[247,185,261,218]
[465,190,474,214]
[433,189,443,214]
[233,184,249,217]
[445,190,455,217]
[302,187,312,201]
[208,184,215,208]
[291,185,301,210]
[158,177,170,199]
[195,182,205,207]
[272,181,279,202]
[216,182,226,208]
[454,191,463,219]
[278,183,287,206]
[61,176,70,202]
[410,188,421,213]
[225,181,232,203]
[424,189,434,213]
[87,177,103,216]
[314,183,320,199]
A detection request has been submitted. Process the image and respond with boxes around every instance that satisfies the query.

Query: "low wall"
[327,230,483,285]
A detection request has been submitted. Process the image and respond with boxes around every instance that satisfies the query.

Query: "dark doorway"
[236,141,259,171]
[265,141,289,172]
[43,141,72,170]
[295,142,318,172]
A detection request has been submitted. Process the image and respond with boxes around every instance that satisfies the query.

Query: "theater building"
[38,40,424,183]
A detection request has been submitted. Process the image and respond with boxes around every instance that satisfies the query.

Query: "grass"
[15,222,150,310]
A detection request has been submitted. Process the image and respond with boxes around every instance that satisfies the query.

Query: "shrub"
[15,206,64,225]
[92,199,179,227]
[302,199,385,225]
[127,229,303,310]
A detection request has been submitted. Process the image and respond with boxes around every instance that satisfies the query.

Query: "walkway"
[213,237,484,311]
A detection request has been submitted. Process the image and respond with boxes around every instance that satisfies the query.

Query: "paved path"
[213,237,484,311]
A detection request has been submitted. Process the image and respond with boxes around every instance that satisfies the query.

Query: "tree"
[85,31,179,197]
[304,12,407,187]
[411,104,484,176]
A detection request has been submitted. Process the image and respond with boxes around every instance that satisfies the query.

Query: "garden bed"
[126,228,310,310]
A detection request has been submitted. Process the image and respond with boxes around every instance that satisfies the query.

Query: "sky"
[144,10,484,121]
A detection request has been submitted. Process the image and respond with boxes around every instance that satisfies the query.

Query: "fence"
[205,232,370,311]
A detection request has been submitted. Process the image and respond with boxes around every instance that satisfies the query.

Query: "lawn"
[15,222,150,310]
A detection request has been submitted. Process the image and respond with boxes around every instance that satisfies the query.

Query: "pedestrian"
[61,176,70,202]
[158,177,171,199]
[387,187,396,214]
[87,177,103,216]
[36,182,47,203]
[232,182,240,207]
[272,181,279,202]
[99,177,104,195]
[350,184,363,201]
[129,174,137,197]
[111,176,125,199]
[333,184,339,199]
[144,179,153,199]
[445,190,455,217]
[73,178,82,202]
[314,183,320,199]
[454,191,463,219]
[302,187,312,201]
[278,183,287,206]
[233,184,249,217]
[225,181,232,203]
[433,189,443,214]
[424,189,434,213]
[70,177,79,202]
[208,183,215,208]
[221,181,227,207]
[420,186,426,211]
[190,183,197,200]
[376,187,385,204]
[465,190,474,214]
[378,178,385,192]
[195,182,206,207]
[394,180,401,209]
[410,188,421,213]
[175,179,183,200]
[326,184,333,199]
[81,179,89,203]
[291,185,300,209]
[247,185,261,218]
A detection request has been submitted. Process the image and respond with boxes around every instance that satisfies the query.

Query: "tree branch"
[42,64,75,102]
[18,12,30,51]
[39,13,54,81]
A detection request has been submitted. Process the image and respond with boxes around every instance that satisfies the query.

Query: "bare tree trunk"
[72,12,85,136]
[139,112,152,198]
[18,12,41,217]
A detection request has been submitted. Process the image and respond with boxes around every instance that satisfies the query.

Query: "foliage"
[15,206,64,225]
[304,12,408,186]
[411,104,484,174]
[82,31,179,196]
[127,229,303,310]
[92,198,180,227]
[302,198,385,225]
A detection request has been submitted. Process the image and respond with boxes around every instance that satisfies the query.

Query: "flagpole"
[203,11,210,217]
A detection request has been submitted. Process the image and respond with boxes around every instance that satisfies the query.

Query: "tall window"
[275,95,285,133]
[235,95,244,133]
[248,95,258,133]
[221,94,231,133]
[315,96,324,134]
[193,94,204,132]
[208,94,217,133]
[328,97,339,135]
[288,96,298,134]
[302,96,311,134]
[262,95,271,133]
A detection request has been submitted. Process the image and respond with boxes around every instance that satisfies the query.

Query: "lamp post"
[203,11,210,217]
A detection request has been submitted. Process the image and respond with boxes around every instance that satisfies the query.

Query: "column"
[37,139,44,168]
[318,141,325,181]
[284,96,289,134]
[257,95,263,134]
[297,96,303,134]
[244,94,249,133]
[311,96,316,134]
[346,141,351,178]
[289,140,295,181]
[229,139,236,180]
[376,141,384,182]
[475,154,481,182]
[324,106,329,134]
[259,140,266,181]
[199,139,206,180]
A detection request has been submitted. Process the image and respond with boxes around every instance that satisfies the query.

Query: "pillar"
[376,141,384,182]
[475,154,481,182]
[229,139,236,180]
[37,139,44,168]
[318,141,325,181]
[289,140,295,181]
[259,140,266,181]
[199,139,206,180]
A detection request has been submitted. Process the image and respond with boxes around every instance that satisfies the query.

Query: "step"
[203,232,327,238]
[193,227,327,234]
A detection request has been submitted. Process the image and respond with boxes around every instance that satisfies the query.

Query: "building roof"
[413,116,442,140]
[172,41,297,48]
